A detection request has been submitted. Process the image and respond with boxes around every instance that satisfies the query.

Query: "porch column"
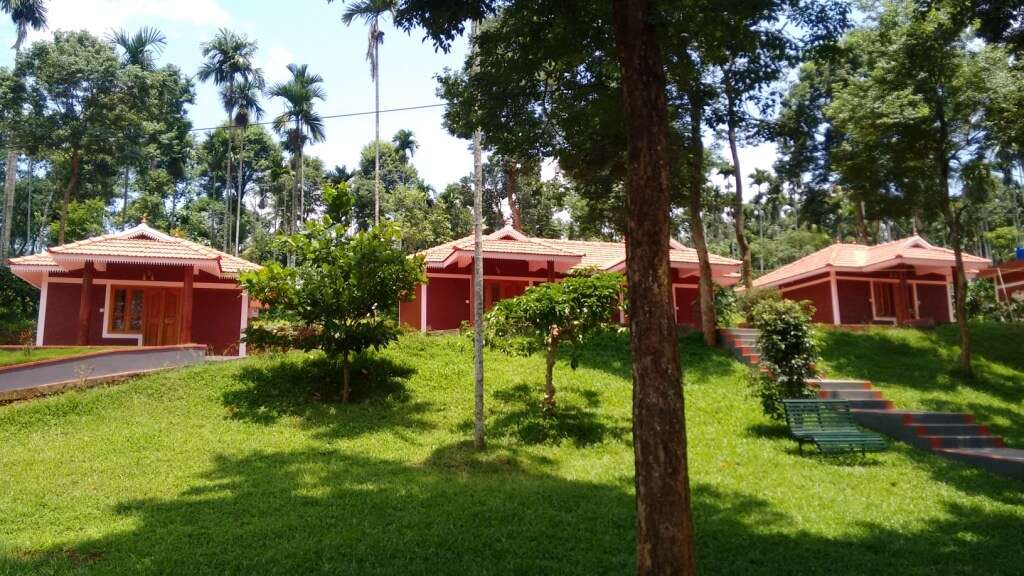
[547,259,555,283]
[828,269,841,325]
[181,266,194,343]
[896,273,910,325]
[77,262,94,345]
[420,282,428,333]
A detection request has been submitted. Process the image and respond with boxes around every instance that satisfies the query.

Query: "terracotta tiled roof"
[417,225,742,272]
[753,236,991,288]
[8,224,261,277]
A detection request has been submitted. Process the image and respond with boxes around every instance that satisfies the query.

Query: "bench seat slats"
[782,399,888,455]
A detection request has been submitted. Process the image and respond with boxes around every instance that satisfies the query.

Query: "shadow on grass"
[5,447,1022,575]
[222,352,433,440]
[568,330,743,384]
[471,383,631,447]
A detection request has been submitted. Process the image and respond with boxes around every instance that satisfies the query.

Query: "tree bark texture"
[689,87,718,347]
[544,327,559,408]
[611,2,698,574]
[2,149,16,262]
[726,101,753,290]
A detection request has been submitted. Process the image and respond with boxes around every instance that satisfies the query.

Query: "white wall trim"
[829,270,841,325]
[35,278,48,346]
[239,292,249,357]
[429,272,547,282]
[99,283,144,345]
[835,275,948,286]
[420,282,428,333]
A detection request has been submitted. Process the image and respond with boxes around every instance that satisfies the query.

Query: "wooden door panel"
[143,289,162,345]
[161,289,181,345]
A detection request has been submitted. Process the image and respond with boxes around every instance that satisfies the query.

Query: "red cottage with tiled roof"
[752,236,991,326]
[8,224,261,355]
[399,225,742,332]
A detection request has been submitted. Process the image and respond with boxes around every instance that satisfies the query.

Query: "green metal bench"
[782,399,888,455]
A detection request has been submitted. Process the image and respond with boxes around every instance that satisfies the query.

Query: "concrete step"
[934,448,1024,480]
[808,379,873,390]
[902,412,975,425]
[908,423,990,437]
[846,399,894,410]
[721,328,759,335]
[818,389,883,400]
[920,435,1005,449]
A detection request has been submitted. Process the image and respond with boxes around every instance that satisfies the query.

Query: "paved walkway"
[0,345,206,401]
[720,328,1023,480]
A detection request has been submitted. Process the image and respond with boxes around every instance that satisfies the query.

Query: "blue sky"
[0,0,775,196]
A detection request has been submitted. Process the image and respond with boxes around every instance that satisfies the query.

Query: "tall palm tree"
[269,64,326,241]
[338,0,395,226]
[392,128,417,163]
[109,27,167,225]
[1,0,46,262]
[109,26,166,70]
[197,29,262,251]
[223,78,265,255]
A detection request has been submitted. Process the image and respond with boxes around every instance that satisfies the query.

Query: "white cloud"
[26,0,230,40]
[259,44,296,86]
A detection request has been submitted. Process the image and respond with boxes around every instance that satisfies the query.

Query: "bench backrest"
[782,399,858,435]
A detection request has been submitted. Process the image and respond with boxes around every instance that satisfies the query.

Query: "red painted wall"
[425,276,471,331]
[41,281,244,354]
[674,286,698,325]
[915,283,950,323]
[398,284,422,331]
[837,280,873,324]
[995,270,1024,301]
[192,288,243,355]
[783,280,834,324]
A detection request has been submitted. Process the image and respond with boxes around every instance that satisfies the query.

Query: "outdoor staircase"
[719,328,1024,480]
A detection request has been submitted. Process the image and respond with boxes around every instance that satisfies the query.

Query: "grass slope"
[0,347,116,368]
[818,322,1024,445]
[1,331,1021,575]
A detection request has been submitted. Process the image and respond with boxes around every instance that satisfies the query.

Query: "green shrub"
[736,286,781,325]
[714,285,740,327]
[747,297,819,420]
[966,278,1024,323]
[0,268,38,344]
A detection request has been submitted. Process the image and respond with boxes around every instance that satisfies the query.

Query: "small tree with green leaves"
[484,270,625,409]
[241,195,424,402]
[748,296,819,420]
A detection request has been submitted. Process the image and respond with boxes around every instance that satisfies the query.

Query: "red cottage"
[399,225,742,332]
[980,259,1024,302]
[752,236,991,326]
[8,224,261,355]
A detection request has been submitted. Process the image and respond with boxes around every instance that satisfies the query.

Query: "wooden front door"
[143,288,181,346]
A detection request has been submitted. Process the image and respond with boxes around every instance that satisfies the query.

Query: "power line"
[187,102,447,133]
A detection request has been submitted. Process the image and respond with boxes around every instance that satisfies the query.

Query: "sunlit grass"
[0,330,1021,575]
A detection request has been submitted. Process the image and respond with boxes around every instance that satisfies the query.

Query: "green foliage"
[966,279,1024,323]
[48,198,105,244]
[0,267,37,344]
[747,296,819,420]
[736,286,782,325]
[714,285,740,328]
[485,269,624,405]
[240,217,425,401]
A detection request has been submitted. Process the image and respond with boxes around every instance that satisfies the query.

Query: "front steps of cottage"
[719,328,1023,480]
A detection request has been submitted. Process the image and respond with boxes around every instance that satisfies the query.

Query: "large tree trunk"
[235,133,244,256]
[506,163,522,231]
[936,107,971,375]
[948,210,972,375]
[725,95,753,290]
[611,2,697,574]
[374,42,381,226]
[2,149,16,262]
[58,149,81,246]
[689,87,718,347]
[471,19,486,451]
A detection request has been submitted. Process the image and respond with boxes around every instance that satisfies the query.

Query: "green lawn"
[817,322,1024,445]
[0,347,117,368]
[1,331,1021,575]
